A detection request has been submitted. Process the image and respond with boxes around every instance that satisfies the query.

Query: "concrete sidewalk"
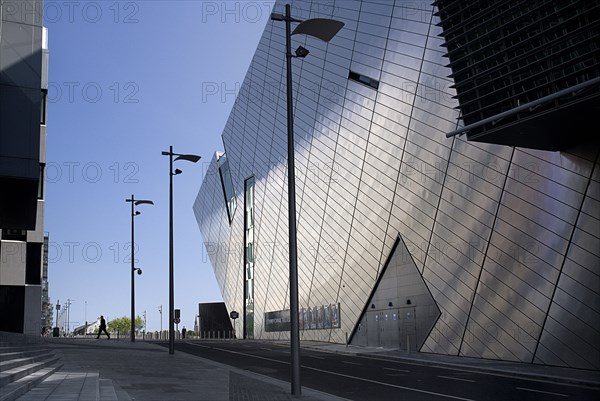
[15,338,347,401]
[12,338,600,400]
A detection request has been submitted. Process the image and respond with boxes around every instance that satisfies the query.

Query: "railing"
[45,329,238,341]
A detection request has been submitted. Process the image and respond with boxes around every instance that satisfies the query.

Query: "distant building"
[198,302,234,338]
[0,1,49,335]
[195,0,599,370]
[73,319,100,336]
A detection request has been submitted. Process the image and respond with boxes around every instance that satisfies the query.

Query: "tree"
[107,316,144,334]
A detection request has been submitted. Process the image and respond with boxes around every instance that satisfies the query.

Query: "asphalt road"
[157,341,599,401]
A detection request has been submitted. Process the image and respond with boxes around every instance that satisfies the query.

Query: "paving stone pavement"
[14,339,347,401]
[11,338,599,400]
[15,372,101,401]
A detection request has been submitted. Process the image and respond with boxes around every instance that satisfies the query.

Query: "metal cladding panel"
[535,159,600,368]
[0,241,27,285]
[463,147,598,364]
[23,285,41,335]
[194,0,600,369]
[194,154,237,334]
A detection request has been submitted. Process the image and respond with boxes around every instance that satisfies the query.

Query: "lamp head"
[292,18,344,42]
[174,168,183,175]
[135,211,141,216]
[137,268,142,275]
[295,46,310,58]
[270,12,284,21]
[135,200,154,206]
[174,154,201,163]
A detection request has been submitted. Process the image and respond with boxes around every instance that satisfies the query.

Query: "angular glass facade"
[217,154,237,223]
[194,0,600,370]
[244,175,255,338]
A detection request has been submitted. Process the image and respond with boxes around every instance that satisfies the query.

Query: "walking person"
[96,315,110,339]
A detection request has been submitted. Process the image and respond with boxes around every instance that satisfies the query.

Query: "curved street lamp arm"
[292,19,344,42]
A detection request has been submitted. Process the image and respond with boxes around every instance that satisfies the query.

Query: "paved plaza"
[4,337,599,401]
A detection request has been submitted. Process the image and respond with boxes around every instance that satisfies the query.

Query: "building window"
[38,163,45,199]
[217,155,236,223]
[348,71,379,90]
[1,229,26,241]
[244,176,255,339]
[26,243,42,285]
[41,89,47,125]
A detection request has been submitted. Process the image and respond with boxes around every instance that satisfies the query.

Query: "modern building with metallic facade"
[194,0,599,370]
[0,0,48,335]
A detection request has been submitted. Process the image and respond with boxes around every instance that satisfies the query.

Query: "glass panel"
[40,89,47,124]
[244,175,255,339]
[38,163,45,199]
[217,155,237,223]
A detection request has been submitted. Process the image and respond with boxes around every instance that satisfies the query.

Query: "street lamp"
[271,5,343,395]
[126,195,154,342]
[54,300,60,336]
[158,304,163,339]
[65,299,74,336]
[161,146,201,354]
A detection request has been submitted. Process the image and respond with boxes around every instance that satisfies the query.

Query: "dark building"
[436,0,600,150]
[0,1,48,335]
[198,302,234,338]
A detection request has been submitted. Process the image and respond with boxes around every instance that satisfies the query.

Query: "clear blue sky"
[45,0,275,332]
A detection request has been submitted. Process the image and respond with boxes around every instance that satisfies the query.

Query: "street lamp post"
[126,195,154,342]
[161,146,201,354]
[66,299,73,336]
[158,305,163,339]
[271,5,343,395]
[55,300,60,336]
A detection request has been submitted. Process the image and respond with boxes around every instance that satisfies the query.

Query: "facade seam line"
[531,148,600,365]
[457,146,516,357]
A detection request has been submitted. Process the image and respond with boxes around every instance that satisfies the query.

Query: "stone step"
[0,362,62,401]
[0,356,60,387]
[0,348,48,359]
[10,372,134,401]
[9,370,93,401]
[0,347,44,354]
[0,332,43,348]
[0,350,55,371]
[0,344,48,352]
